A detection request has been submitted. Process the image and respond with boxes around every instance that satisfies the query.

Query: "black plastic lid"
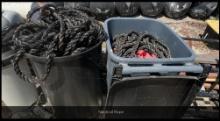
[106,76,199,107]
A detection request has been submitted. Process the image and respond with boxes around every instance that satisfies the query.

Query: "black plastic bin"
[104,76,202,118]
[26,40,103,106]
[106,76,200,106]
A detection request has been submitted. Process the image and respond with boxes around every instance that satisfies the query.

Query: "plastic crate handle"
[121,63,203,75]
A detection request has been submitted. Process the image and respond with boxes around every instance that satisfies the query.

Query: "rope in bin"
[112,31,171,58]
[11,5,107,84]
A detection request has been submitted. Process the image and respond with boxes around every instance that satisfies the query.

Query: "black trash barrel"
[12,5,107,117]
[26,40,103,106]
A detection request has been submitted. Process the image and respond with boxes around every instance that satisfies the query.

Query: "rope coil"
[12,5,106,84]
[112,31,171,58]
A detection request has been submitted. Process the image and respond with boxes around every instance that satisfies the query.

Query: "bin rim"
[2,50,16,66]
[104,17,196,64]
[25,40,103,63]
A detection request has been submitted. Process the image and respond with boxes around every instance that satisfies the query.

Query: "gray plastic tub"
[104,17,203,89]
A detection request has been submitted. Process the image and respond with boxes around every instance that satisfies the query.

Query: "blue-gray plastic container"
[104,17,203,89]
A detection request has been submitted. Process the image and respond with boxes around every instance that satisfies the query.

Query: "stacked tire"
[62,2,219,20]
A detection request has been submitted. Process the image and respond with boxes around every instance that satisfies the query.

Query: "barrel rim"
[25,40,103,63]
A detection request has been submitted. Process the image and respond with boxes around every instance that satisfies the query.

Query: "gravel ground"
[157,17,219,63]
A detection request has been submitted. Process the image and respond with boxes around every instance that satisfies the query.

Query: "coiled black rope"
[2,24,22,52]
[12,5,106,84]
[112,31,171,58]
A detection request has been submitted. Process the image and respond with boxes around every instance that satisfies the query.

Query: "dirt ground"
[157,16,219,64]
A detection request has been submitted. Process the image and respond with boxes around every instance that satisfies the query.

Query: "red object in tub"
[136,50,157,59]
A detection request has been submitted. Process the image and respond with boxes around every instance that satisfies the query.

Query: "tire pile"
[30,2,218,20]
